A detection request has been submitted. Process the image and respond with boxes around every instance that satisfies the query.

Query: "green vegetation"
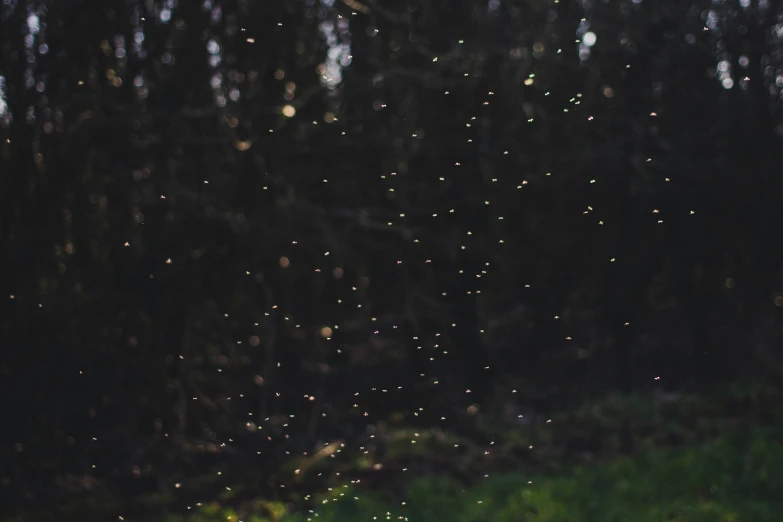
[10,388,781,522]
[281,426,782,522]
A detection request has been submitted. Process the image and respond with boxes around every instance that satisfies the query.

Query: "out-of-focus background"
[1,0,782,520]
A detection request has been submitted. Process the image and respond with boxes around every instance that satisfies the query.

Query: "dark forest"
[1,0,782,520]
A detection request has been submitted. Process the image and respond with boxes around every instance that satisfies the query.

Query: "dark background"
[1,0,782,518]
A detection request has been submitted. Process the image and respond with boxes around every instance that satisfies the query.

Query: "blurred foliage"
[7,386,782,521]
[1,0,783,518]
[187,421,783,522]
[10,418,783,521]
